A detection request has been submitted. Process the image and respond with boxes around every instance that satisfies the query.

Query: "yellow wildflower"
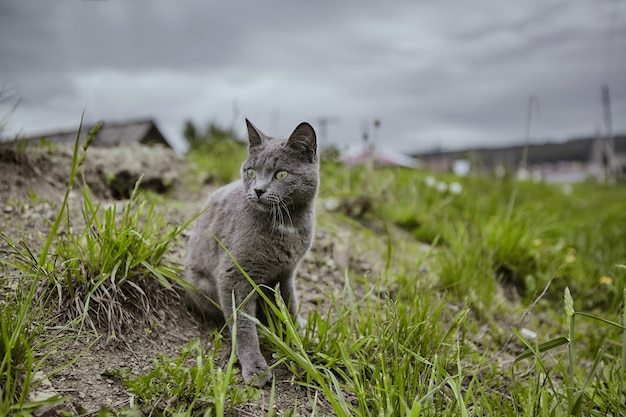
[565,247,577,263]
[599,276,613,286]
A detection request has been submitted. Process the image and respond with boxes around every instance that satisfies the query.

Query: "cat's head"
[241,119,318,213]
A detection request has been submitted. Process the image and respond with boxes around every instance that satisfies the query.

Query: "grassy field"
[312,160,626,416]
[1,128,625,416]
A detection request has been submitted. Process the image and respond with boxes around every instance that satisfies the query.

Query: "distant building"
[413,134,626,182]
[26,119,174,149]
[343,147,418,168]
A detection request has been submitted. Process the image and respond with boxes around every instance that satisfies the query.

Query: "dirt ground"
[0,143,384,416]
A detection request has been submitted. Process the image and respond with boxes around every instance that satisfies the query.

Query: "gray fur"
[184,119,318,386]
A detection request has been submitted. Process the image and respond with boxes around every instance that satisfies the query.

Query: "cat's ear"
[287,122,317,163]
[246,119,267,149]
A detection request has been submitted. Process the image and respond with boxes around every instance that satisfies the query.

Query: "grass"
[2,120,195,338]
[329,163,625,310]
[1,123,625,415]
[0,119,200,414]
[511,286,626,415]
[0,278,53,415]
[46,176,194,337]
[186,134,247,186]
[123,334,259,416]
[0,257,89,415]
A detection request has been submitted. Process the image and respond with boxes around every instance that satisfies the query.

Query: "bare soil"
[0,143,382,416]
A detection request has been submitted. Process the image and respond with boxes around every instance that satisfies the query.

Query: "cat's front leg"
[219,283,272,387]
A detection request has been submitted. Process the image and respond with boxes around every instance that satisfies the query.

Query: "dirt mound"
[0,142,185,202]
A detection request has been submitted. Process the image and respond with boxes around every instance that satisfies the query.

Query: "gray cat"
[184,119,318,386]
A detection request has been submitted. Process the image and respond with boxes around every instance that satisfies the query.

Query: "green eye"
[275,170,289,180]
[246,168,256,179]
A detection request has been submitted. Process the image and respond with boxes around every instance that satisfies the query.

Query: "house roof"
[27,118,173,149]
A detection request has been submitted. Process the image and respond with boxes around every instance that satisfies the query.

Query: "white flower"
[520,328,537,340]
[517,168,530,181]
[324,197,340,212]
[562,184,573,195]
[436,181,448,192]
[425,176,436,188]
[449,182,462,195]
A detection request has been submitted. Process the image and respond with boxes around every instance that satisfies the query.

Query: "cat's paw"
[242,361,272,387]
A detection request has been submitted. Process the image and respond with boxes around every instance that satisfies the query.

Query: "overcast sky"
[1,1,624,154]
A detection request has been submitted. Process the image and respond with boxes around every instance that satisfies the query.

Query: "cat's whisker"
[266,197,282,234]
[279,199,294,229]
[272,202,282,232]
[276,200,289,235]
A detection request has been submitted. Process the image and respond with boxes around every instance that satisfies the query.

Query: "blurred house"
[414,134,626,182]
[27,119,173,149]
[343,147,418,168]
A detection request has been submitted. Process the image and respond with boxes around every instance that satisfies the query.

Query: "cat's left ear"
[287,122,317,163]
[246,119,267,149]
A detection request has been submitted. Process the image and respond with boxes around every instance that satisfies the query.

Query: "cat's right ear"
[287,122,317,163]
[246,119,266,149]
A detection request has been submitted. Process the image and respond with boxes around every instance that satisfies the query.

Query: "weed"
[123,335,258,416]
[513,287,626,415]
[0,271,89,416]
[186,135,247,185]
[49,178,195,337]
[0,279,47,414]
[2,118,195,337]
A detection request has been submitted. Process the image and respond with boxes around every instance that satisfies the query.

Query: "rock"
[28,371,64,417]
[84,144,186,200]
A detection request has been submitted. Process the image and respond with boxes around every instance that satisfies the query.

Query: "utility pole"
[521,95,539,173]
[361,122,374,171]
[316,116,340,146]
[601,84,619,183]
[372,119,381,150]
[590,126,604,180]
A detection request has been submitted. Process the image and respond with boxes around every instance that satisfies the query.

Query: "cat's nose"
[254,188,265,198]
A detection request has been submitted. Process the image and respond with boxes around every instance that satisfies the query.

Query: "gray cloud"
[0,0,624,154]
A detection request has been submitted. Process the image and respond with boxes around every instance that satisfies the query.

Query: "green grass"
[0,119,198,414]
[322,164,625,311]
[186,135,247,186]
[0,263,89,416]
[2,120,195,339]
[0,278,53,415]
[1,121,625,415]
[123,334,259,416]
[46,176,194,337]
